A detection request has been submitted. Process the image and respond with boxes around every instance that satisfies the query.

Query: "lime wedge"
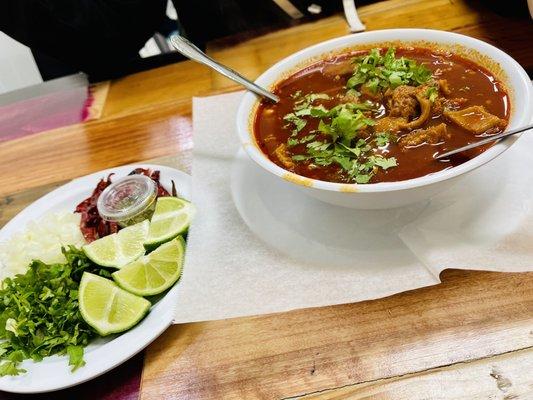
[145,197,195,248]
[83,220,148,268]
[79,272,151,336]
[112,237,185,296]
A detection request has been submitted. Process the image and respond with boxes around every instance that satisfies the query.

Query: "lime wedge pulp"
[113,237,185,297]
[144,197,195,248]
[83,220,149,268]
[79,272,151,336]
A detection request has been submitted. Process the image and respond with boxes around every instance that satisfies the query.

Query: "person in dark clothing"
[1,0,168,80]
[0,0,340,81]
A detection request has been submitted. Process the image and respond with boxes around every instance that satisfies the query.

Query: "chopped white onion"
[0,211,87,281]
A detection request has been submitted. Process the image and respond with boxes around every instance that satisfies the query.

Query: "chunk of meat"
[432,97,445,116]
[438,79,451,96]
[402,93,432,130]
[379,88,433,132]
[386,85,419,119]
[433,97,468,114]
[263,134,277,143]
[274,143,295,169]
[323,61,354,78]
[399,123,450,148]
[444,105,506,134]
[444,97,468,111]
[374,116,407,133]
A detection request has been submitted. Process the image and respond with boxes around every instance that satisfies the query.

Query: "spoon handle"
[435,122,533,160]
[170,35,280,103]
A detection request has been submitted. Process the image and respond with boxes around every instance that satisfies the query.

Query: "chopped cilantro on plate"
[0,246,109,376]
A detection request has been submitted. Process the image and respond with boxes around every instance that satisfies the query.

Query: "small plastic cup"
[97,175,158,227]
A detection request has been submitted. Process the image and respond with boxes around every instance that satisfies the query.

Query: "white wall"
[0,32,42,94]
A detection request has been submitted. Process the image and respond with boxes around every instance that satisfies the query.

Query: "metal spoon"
[435,123,533,160]
[170,35,279,103]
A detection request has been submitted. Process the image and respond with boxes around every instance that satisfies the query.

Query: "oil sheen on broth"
[254,47,510,184]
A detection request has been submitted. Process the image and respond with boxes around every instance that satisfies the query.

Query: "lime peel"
[113,237,185,297]
[83,220,149,268]
[79,272,151,336]
[144,197,196,248]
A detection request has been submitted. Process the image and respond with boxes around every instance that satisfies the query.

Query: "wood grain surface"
[0,99,193,196]
[0,0,532,398]
[141,269,533,399]
[298,348,533,399]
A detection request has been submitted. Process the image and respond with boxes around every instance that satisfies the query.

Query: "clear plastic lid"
[97,175,157,222]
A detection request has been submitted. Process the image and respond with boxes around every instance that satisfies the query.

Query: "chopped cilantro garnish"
[294,93,331,110]
[287,138,299,147]
[67,345,86,372]
[295,104,329,117]
[283,89,398,183]
[371,155,398,170]
[287,134,316,147]
[283,92,332,133]
[425,86,439,102]
[0,246,109,376]
[283,113,307,133]
[345,88,361,98]
[292,134,398,183]
[356,174,371,184]
[374,132,396,147]
[300,134,317,144]
[347,47,432,93]
[291,155,308,161]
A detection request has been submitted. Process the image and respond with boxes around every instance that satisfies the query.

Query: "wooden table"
[0,0,532,398]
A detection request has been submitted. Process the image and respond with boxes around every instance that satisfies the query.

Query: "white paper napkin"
[173,92,438,323]
[399,133,533,275]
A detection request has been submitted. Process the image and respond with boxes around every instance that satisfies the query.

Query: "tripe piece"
[444,105,506,134]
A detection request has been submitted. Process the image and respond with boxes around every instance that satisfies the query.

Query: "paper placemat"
[172,91,533,324]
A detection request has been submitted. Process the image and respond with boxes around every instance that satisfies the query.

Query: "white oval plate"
[0,164,190,393]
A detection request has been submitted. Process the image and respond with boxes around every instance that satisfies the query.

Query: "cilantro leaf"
[287,138,299,147]
[372,156,398,170]
[355,174,371,184]
[67,345,86,372]
[309,105,329,117]
[292,155,308,161]
[374,132,396,147]
[294,93,331,111]
[0,360,26,376]
[425,86,439,102]
[287,134,316,147]
[332,155,353,171]
[318,119,337,141]
[283,113,307,133]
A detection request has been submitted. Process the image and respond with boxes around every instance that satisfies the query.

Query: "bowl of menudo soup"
[236,29,533,209]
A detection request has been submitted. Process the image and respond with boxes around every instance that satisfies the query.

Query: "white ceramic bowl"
[236,29,533,209]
